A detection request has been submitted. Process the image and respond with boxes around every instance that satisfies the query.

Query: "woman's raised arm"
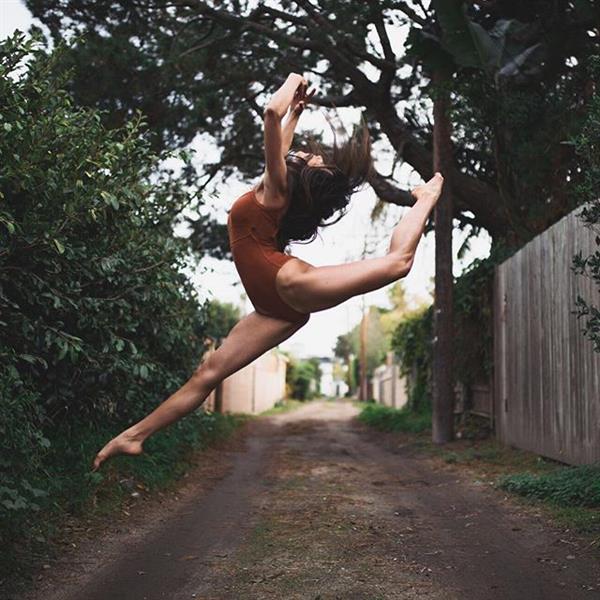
[262,74,306,197]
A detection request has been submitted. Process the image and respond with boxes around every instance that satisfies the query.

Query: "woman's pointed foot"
[92,430,144,472]
[411,172,444,205]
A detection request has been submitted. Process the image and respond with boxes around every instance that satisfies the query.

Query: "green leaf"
[100,191,119,209]
[19,354,37,364]
[53,238,65,254]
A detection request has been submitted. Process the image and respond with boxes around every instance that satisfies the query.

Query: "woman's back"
[227,189,308,323]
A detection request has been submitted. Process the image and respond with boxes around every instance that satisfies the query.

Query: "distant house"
[317,356,349,398]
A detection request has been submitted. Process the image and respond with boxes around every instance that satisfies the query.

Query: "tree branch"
[368,170,415,207]
[368,1,396,93]
[312,92,357,107]
[192,1,321,50]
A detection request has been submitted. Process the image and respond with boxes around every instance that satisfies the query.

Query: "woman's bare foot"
[92,429,145,472]
[411,172,444,205]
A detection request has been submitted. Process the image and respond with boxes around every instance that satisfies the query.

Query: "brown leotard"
[227,188,309,323]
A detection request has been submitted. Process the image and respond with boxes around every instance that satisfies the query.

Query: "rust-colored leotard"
[227,189,309,323]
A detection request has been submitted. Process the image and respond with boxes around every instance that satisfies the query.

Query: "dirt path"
[23,401,600,599]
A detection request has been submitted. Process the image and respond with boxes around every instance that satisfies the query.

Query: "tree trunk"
[432,69,454,444]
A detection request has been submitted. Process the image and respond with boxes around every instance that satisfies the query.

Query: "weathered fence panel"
[494,209,600,465]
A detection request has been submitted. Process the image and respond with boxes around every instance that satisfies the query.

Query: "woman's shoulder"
[253,179,288,213]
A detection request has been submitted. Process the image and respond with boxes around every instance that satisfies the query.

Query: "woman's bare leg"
[92,311,308,471]
[276,173,444,313]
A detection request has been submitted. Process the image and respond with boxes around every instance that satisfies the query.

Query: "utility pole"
[357,234,372,402]
[432,67,455,444]
[359,294,368,401]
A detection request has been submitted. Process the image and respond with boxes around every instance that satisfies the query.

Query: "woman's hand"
[290,80,316,117]
[265,73,307,119]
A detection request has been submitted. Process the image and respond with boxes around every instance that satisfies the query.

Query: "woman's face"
[287,150,333,174]
[288,150,323,166]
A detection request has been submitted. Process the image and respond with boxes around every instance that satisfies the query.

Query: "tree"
[378,282,413,335]
[24,1,600,247]
[201,299,241,343]
[334,306,390,380]
[286,356,320,400]
[573,56,600,352]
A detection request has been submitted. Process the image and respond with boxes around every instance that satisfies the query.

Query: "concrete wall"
[204,348,287,415]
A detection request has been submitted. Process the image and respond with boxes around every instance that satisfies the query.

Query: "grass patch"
[498,465,600,507]
[1,410,243,595]
[261,398,308,416]
[498,465,600,537]
[435,440,559,474]
[430,440,600,538]
[356,405,600,541]
[357,402,431,434]
[548,505,600,534]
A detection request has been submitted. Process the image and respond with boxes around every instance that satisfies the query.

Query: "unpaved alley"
[24,401,600,600]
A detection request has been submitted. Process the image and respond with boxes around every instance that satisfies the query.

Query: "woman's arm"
[264,73,306,119]
[281,85,315,154]
[281,111,300,155]
[261,74,306,203]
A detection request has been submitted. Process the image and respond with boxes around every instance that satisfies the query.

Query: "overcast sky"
[2,1,491,358]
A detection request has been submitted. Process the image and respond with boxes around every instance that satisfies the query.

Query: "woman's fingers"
[293,100,305,115]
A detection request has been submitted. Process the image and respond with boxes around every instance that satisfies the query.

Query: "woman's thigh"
[203,310,308,382]
[276,255,398,314]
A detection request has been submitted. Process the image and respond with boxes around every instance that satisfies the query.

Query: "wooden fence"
[493,209,600,465]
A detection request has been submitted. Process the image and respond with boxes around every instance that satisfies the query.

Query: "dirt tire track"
[20,401,600,600]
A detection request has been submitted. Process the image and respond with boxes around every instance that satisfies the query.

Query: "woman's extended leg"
[92,311,308,471]
[276,173,444,313]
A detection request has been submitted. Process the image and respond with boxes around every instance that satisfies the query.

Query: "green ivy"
[391,306,433,411]
[573,56,600,352]
[392,246,511,412]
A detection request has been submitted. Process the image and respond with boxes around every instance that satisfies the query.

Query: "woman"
[92,73,443,471]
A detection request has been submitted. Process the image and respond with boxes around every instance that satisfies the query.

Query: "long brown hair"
[276,122,373,252]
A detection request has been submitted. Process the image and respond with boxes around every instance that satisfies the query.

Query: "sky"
[2,1,491,358]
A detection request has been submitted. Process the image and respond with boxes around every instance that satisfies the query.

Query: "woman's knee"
[190,358,221,392]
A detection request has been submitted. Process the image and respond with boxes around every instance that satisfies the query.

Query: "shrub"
[358,403,431,434]
[391,306,433,411]
[0,33,219,576]
[498,465,600,508]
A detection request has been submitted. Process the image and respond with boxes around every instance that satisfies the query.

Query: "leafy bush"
[391,250,510,414]
[286,356,321,400]
[358,403,431,434]
[201,299,241,342]
[391,306,433,411]
[498,465,600,508]
[0,33,223,577]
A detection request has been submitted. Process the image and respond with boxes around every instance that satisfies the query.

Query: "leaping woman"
[92,73,444,471]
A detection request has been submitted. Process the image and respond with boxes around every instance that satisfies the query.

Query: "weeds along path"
[25,401,599,599]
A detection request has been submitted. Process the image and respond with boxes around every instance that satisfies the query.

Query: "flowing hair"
[275,121,373,252]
